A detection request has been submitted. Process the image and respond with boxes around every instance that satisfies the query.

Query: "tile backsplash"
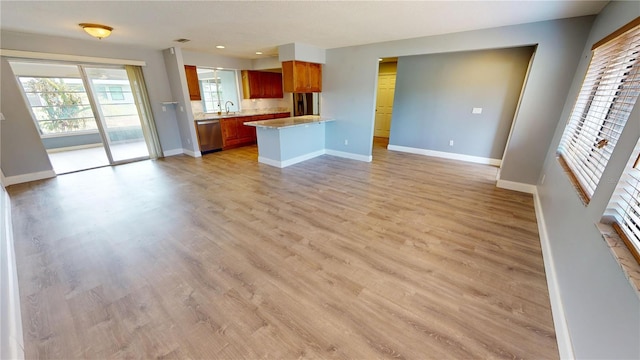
[191,96,291,117]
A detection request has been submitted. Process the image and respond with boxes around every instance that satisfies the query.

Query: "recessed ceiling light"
[216,45,225,49]
[255,51,263,55]
[216,67,223,70]
[378,58,383,62]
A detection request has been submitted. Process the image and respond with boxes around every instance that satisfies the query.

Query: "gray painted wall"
[162,47,199,153]
[322,16,593,185]
[389,47,534,160]
[0,31,182,178]
[0,57,52,177]
[537,1,640,358]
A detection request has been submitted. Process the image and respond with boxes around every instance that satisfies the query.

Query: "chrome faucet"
[225,101,234,115]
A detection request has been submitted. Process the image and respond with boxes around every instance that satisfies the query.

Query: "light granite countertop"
[193,109,291,122]
[244,115,335,129]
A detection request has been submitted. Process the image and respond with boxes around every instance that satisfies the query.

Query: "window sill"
[597,223,640,299]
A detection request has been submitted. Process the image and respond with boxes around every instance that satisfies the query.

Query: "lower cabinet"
[220,112,290,150]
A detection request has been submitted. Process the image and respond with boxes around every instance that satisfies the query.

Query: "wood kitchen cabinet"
[184,65,201,101]
[282,60,322,93]
[220,112,290,150]
[220,117,240,149]
[242,71,283,99]
[237,117,257,144]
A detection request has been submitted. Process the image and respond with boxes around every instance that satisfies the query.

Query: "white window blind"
[605,140,640,264]
[557,20,640,203]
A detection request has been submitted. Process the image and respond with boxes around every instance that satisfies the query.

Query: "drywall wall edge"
[534,191,575,360]
[1,188,25,360]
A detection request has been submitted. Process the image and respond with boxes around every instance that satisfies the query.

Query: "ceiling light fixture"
[216,45,225,49]
[79,23,113,39]
[255,51,263,55]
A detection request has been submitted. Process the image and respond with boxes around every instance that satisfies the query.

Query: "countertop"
[244,115,335,129]
[194,110,290,122]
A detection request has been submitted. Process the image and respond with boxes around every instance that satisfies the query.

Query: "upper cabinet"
[282,61,322,93]
[184,65,201,101]
[241,70,283,99]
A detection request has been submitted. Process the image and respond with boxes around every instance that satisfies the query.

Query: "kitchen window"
[198,68,240,113]
[556,18,640,204]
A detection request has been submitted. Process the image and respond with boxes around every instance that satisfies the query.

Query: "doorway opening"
[10,61,151,174]
[373,58,398,150]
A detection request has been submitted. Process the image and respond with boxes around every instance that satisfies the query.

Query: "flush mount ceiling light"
[79,23,113,39]
[216,45,225,49]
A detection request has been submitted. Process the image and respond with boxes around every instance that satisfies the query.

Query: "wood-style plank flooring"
[8,138,558,359]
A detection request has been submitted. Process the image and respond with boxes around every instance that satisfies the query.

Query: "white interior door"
[374,74,396,138]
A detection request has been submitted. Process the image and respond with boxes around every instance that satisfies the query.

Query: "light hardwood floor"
[8,139,558,359]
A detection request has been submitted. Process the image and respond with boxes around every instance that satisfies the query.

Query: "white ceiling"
[0,1,608,59]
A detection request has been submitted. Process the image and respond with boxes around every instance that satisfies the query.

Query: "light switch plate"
[472,107,483,114]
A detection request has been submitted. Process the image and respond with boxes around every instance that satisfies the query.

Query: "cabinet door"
[221,118,238,143]
[307,63,322,92]
[184,65,201,101]
[237,117,256,143]
[294,61,309,92]
[273,112,291,119]
[267,72,283,98]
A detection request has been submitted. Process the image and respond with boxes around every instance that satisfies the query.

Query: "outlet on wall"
[449,140,454,146]
[187,138,191,144]
[344,139,348,146]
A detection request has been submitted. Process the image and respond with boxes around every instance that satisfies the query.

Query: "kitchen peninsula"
[245,115,335,168]
[194,111,290,152]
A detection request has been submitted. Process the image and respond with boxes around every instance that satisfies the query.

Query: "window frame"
[557,17,640,204]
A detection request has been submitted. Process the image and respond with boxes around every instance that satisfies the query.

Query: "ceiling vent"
[174,38,191,43]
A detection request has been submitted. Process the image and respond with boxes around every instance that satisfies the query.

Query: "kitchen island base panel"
[255,123,325,168]
[259,149,326,168]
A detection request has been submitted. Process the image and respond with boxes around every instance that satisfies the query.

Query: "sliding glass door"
[11,61,152,173]
[13,62,110,173]
[83,66,149,162]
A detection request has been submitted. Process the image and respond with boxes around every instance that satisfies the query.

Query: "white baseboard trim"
[259,149,326,168]
[1,188,25,360]
[533,192,574,360]
[0,170,5,189]
[162,148,184,157]
[496,179,538,194]
[182,149,202,158]
[387,145,502,166]
[3,170,56,186]
[325,149,372,162]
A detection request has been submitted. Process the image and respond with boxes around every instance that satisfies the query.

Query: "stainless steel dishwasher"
[196,119,223,153]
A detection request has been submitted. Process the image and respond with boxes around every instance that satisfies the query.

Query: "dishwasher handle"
[198,120,220,125]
